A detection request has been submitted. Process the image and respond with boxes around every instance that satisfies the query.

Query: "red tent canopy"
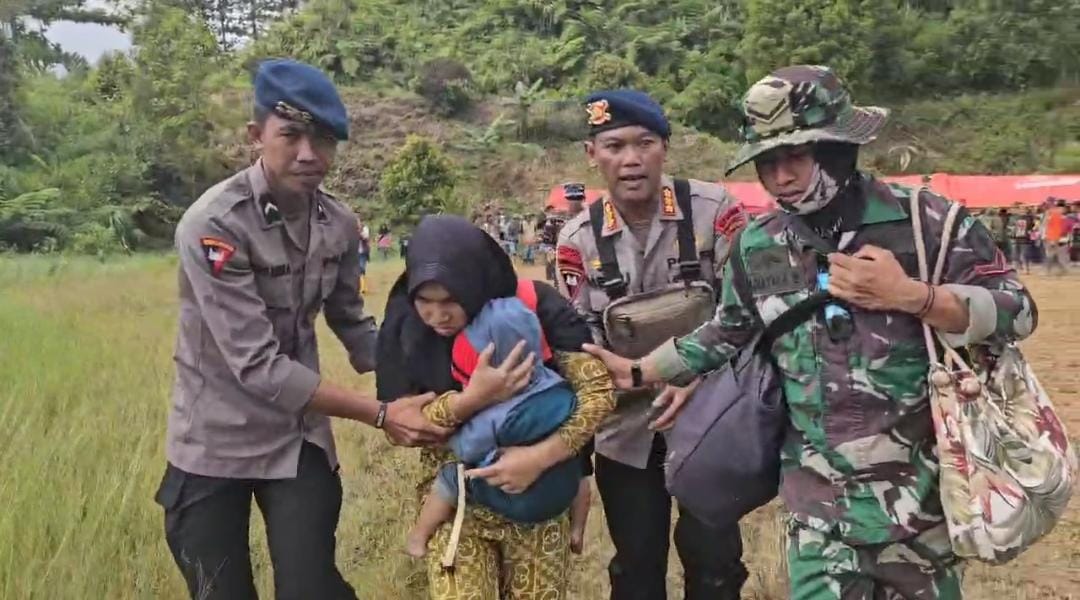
[928,174,1080,208]
[722,182,776,215]
[720,174,1080,212]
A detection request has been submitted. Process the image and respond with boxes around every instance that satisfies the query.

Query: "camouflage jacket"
[651,176,1037,544]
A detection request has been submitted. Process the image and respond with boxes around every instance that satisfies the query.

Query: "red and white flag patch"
[557,245,586,300]
[200,237,236,276]
[714,205,747,240]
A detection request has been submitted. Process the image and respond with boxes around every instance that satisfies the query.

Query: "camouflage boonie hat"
[727,65,889,174]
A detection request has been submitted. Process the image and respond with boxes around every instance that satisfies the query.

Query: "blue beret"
[584,89,670,139]
[255,59,349,141]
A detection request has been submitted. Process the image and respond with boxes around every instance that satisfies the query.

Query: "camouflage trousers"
[788,520,964,600]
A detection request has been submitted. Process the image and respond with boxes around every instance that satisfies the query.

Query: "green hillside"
[2,0,1079,253]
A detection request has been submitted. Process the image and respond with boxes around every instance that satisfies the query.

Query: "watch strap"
[631,361,644,388]
[375,402,388,429]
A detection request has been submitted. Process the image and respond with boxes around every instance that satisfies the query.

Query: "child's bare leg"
[406,492,456,558]
[568,478,591,554]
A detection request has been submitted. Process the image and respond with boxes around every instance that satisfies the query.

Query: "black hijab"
[376,215,518,400]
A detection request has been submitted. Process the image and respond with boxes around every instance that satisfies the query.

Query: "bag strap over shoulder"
[909,186,966,367]
[590,199,628,300]
[590,179,704,301]
[514,279,553,362]
[775,211,838,255]
[673,178,703,283]
[761,292,830,348]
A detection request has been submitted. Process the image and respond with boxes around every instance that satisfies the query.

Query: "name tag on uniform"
[746,247,803,297]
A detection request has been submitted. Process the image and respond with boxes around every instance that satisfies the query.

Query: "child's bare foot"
[569,479,591,555]
[405,531,429,558]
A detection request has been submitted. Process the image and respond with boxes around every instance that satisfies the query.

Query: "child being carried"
[406,296,581,558]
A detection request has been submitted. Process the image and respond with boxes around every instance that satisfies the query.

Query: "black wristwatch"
[630,360,644,388]
[374,402,388,429]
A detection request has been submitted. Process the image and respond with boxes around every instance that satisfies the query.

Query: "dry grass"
[0,254,1076,598]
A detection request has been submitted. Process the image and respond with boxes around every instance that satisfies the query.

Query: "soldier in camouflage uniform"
[584,66,1038,600]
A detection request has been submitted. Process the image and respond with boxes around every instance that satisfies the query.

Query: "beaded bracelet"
[917,283,936,318]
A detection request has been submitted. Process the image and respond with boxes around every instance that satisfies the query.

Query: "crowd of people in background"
[977,197,1079,276]
[354,210,552,297]
[472,209,566,272]
[353,196,1078,300]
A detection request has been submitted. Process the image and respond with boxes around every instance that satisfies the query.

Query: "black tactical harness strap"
[673,178,703,283]
[590,179,703,301]
[589,198,626,299]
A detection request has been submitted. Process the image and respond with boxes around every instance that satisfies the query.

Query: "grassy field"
[0,255,1077,599]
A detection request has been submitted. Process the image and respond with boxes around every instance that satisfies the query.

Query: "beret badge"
[586,99,612,126]
[274,101,314,124]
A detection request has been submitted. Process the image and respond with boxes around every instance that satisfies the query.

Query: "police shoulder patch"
[201,237,236,276]
[557,245,586,299]
[714,205,747,240]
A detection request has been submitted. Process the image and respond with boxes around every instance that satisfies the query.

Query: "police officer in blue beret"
[155,59,449,600]
[556,90,749,599]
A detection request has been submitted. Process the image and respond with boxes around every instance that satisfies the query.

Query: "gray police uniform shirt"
[167,161,377,479]
[556,175,745,468]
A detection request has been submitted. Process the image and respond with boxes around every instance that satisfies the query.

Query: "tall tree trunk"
[249,0,257,40]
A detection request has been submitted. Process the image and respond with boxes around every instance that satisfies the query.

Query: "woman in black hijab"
[377,215,615,599]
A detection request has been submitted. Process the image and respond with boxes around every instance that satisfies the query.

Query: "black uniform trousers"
[155,442,356,600]
[595,434,748,600]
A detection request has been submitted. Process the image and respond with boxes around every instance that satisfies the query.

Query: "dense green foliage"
[164,0,302,50]
[251,0,1080,134]
[2,2,237,252]
[377,136,458,227]
[876,89,1080,175]
[0,34,24,164]
[2,0,1079,252]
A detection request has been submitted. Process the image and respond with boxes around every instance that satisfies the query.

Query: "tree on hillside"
[508,78,544,140]
[245,0,400,82]
[130,5,229,204]
[940,0,1080,90]
[414,58,475,116]
[740,0,905,95]
[166,0,304,50]
[0,33,26,163]
[585,54,646,90]
[87,51,134,102]
[669,60,745,138]
[0,0,125,162]
[378,136,459,227]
